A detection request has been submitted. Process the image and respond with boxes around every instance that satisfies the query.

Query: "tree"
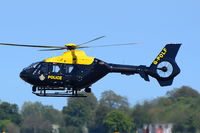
[93,90,130,133]
[132,102,152,128]
[62,93,98,133]
[131,86,200,133]
[21,101,63,133]
[103,110,132,133]
[167,86,199,101]
[21,101,63,125]
[60,125,81,133]
[6,122,20,133]
[0,102,22,131]
[0,120,10,132]
[21,112,52,133]
[99,90,129,111]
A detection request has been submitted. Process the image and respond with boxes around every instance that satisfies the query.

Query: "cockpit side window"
[52,65,60,73]
[66,65,74,74]
[40,63,48,74]
[47,63,63,74]
[34,63,48,74]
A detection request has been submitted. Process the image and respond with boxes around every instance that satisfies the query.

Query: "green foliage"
[92,90,130,133]
[167,86,199,101]
[0,102,22,132]
[0,102,22,125]
[62,93,98,132]
[21,101,63,125]
[0,120,11,131]
[132,103,151,128]
[103,110,132,133]
[0,121,20,133]
[99,90,129,111]
[6,122,20,133]
[132,86,200,133]
[21,101,62,133]
[1,86,200,133]
[21,113,52,133]
[63,125,81,133]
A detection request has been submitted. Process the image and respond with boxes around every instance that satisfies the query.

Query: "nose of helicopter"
[20,70,29,82]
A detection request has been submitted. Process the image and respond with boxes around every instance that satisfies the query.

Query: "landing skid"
[32,86,88,97]
[32,86,92,97]
[33,92,87,97]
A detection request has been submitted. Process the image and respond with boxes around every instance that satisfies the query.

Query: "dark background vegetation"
[0,86,199,133]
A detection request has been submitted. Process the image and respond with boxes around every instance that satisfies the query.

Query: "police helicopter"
[0,36,181,97]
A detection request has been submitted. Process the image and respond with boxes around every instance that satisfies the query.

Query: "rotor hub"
[156,61,173,78]
[160,66,168,72]
[65,43,78,50]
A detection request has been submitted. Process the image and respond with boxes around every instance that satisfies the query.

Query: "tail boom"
[108,44,181,86]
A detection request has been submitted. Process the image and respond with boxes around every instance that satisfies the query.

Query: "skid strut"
[33,87,87,97]
[33,92,87,97]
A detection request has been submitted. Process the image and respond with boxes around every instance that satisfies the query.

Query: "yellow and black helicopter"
[0,36,181,97]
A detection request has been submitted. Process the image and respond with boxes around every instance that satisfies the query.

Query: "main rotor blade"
[0,43,66,49]
[78,36,106,46]
[39,48,67,51]
[79,42,143,48]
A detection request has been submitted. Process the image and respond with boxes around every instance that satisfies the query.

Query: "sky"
[0,0,199,110]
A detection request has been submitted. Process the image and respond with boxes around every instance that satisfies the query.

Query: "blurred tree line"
[0,86,200,133]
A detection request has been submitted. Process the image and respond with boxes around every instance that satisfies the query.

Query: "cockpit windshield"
[24,62,40,70]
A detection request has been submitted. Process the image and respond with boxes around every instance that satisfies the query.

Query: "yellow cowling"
[44,50,94,65]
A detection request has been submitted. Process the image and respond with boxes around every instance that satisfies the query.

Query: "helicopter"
[0,36,181,97]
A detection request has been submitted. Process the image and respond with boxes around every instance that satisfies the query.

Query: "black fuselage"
[20,58,150,91]
[20,59,127,90]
